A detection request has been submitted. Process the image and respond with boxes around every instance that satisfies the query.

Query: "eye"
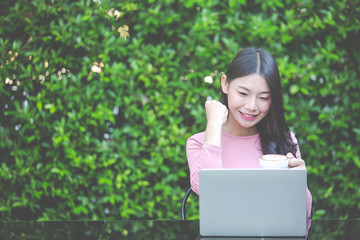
[238,92,247,96]
[259,96,270,101]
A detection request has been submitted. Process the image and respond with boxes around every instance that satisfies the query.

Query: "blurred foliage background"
[0,0,359,221]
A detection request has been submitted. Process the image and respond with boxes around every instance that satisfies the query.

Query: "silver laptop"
[199,169,307,237]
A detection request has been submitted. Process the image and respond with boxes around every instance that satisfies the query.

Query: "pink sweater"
[186,130,313,219]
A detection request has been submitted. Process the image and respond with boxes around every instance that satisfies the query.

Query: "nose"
[245,97,257,112]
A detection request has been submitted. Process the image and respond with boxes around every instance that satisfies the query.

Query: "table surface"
[1,219,360,240]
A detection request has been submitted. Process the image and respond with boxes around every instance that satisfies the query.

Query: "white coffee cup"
[259,154,289,169]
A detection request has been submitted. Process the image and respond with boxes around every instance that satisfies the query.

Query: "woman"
[186,47,312,219]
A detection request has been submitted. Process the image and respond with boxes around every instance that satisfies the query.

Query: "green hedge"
[1,0,359,220]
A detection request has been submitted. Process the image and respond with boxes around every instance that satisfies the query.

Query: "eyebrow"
[238,86,271,94]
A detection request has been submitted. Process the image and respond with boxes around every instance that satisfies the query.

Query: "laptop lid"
[199,169,307,237]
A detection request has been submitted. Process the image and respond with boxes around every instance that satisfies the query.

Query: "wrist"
[205,122,223,147]
[206,120,224,130]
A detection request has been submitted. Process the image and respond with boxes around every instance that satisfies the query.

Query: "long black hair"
[221,47,297,156]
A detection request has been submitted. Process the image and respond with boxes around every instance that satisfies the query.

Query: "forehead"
[230,74,270,92]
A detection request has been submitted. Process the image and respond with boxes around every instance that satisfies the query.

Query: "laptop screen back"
[199,169,307,237]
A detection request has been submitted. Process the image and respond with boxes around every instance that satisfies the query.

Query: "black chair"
[181,187,194,220]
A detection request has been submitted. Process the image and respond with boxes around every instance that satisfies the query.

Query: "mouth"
[239,111,258,121]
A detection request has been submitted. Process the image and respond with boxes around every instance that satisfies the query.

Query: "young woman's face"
[221,73,272,136]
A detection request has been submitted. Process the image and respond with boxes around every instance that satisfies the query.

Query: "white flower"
[204,76,213,84]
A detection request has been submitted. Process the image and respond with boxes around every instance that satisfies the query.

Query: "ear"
[221,75,229,94]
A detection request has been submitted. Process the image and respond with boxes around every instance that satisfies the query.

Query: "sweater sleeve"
[186,134,223,194]
[291,132,313,219]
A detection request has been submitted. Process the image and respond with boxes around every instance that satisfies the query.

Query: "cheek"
[260,100,272,113]
[228,93,242,106]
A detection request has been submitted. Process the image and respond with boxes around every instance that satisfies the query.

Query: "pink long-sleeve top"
[186,130,313,219]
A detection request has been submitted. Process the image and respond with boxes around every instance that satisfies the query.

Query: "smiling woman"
[186,47,313,220]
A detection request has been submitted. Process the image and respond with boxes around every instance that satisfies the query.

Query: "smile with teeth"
[242,113,255,117]
[240,111,258,120]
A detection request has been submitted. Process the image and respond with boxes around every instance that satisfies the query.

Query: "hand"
[204,100,228,146]
[286,153,306,170]
[205,100,228,127]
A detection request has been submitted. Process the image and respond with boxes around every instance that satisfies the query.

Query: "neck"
[222,119,258,137]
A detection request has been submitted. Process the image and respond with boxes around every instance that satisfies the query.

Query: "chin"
[238,121,257,129]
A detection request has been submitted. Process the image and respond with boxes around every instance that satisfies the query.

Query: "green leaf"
[289,84,299,94]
